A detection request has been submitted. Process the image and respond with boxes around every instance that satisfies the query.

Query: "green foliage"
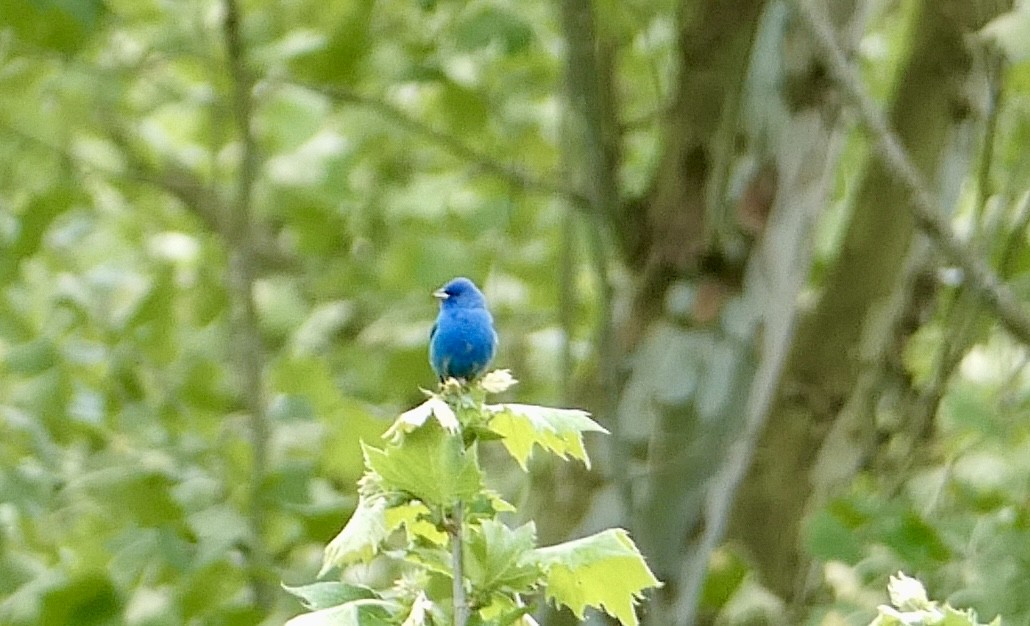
[465,520,540,594]
[0,0,106,54]
[486,403,608,471]
[868,573,1000,626]
[281,582,378,611]
[299,375,659,625]
[530,529,660,626]
[2,0,1030,623]
[0,0,591,621]
[364,420,485,506]
[802,331,1030,624]
[980,6,1030,64]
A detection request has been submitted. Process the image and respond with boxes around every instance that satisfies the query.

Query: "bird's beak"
[432,288,449,300]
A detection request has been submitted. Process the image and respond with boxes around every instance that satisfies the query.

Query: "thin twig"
[222,0,272,610]
[558,207,576,398]
[293,81,589,209]
[791,0,1030,346]
[972,57,1005,235]
[450,501,469,626]
[999,190,1030,277]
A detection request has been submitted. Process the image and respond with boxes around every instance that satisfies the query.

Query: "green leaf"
[319,495,389,575]
[5,339,59,375]
[465,520,541,594]
[528,529,660,626]
[0,188,72,283]
[477,595,535,626]
[363,420,483,506]
[486,404,608,470]
[37,570,121,625]
[452,6,534,54]
[289,2,373,84]
[283,599,397,626]
[384,397,459,440]
[869,609,904,626]
[0,0,106,54]
[877,512,950,566]
[871,572,1001,626]
[980,7,1030,63]
[384,501,448,546]
[939,608,981,626]
[282,582,377,611]
[187,504,249,568]
[803,508,863,564]
[699,548,747,610]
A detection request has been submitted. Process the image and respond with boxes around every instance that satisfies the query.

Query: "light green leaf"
[485,490,517,514]
[284,599,397,626]
[5,339,59,375]
[870,572,1000,626]
[384,396,459,441]
[319,495,389,575]
[480,369,518,393]
[529,529,660,626]
[1,0,106,54]
[486,404,608,470]
[868,608,904,626]
[980,7,1030,63]
[478,595,537,626]
[886,572,930,611]
[452,5,535,54]
[400,592,434,626]
[384,501,448,545]
[465,520,542,594]
[364,421,483,505]
[282,582,377,611]
[939,606,992,626]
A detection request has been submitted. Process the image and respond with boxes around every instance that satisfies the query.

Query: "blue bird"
[429,277,498,382]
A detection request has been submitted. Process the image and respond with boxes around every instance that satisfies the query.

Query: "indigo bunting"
[429,277,498,382]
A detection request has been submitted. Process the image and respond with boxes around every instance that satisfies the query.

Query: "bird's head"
[433,277,487,309]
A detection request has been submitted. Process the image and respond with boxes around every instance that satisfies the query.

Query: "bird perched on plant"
[429,277,498,382]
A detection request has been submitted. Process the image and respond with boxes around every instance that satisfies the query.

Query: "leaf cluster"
[286,373,659,625]
[868,573,1000,626]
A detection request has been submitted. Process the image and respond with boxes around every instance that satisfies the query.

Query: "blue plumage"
[429,277,497,382]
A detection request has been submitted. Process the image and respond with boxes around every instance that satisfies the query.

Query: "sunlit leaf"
[364,420,483,505]
[319,495,389,575]
[464,520,541,594]
[384,501,448,546]
[980,7,1030,63]
[384,396,460,440]
[282,581,377,611]
[529,529,660,626]
[283,599,397,626]
[486,403,608,470]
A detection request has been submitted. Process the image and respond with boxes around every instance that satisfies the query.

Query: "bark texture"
[729,0,1011,602]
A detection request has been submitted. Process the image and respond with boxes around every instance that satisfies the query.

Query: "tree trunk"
[729,0,1011,604]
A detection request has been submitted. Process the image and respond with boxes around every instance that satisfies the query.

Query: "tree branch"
[557,0,626,521]
[222,0,272,610]
[294,81,588,208]
[790,0,1030,345]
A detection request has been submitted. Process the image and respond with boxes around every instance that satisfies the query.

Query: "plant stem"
[450,500,469,626]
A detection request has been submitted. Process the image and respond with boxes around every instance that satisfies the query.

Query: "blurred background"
[1,0,1029,624]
